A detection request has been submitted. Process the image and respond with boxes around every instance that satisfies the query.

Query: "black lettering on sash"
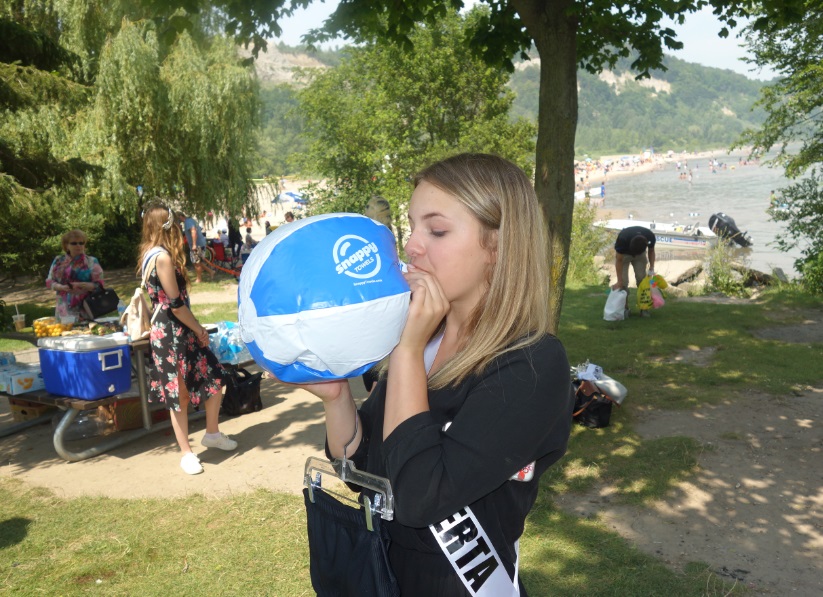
[432,508,468,533]
[464,554,499,591]
[455,535,492,569]
[442,519,478,554]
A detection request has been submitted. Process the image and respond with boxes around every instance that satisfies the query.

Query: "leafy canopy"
[0,2,260,278]
[296,7,535,247]
[737,2,823,292]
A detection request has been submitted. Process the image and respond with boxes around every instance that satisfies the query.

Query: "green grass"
[1,283,821,595]
[0,480,311,596]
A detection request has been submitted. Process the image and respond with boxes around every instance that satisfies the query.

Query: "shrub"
[567,201,611,286]
[703,239,747,296]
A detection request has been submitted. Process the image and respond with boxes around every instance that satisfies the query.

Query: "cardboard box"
[98,398,169,431]
[0,364,45,395]
[9,398,57,422]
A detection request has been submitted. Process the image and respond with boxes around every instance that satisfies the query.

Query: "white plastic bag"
[603,289,627,321]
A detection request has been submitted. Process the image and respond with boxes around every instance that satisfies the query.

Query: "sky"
[273,3,777,81]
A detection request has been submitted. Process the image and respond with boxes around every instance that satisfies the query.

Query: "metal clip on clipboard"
[304,456,395,531]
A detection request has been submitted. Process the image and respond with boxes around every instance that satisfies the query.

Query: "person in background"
[296,153,573,594]
[227,216,243,259]
[138,202,237,475]
[218,229,229,247]
[240,227,257,263]
[178,211,211,284]
[264,221,272,235]
[284,211,295,223]
[612,225,656,318]
[45,229,105,322]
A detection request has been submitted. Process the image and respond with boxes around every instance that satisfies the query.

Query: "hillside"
[510,53,768,155]
[248,42,337,85]
[252,45,770,171]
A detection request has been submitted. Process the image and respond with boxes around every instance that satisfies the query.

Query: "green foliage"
[769,172,823,294]
[296,7,535,235]
[0,5,260,280]
[737,3,823,178]
[738,2,823,294]
[567,202,611,286]
[703,239,748,297]
[253,83,305,178]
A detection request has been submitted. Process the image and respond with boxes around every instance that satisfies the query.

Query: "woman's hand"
[399,264,450,351]
[64,282,94,294]
[194,325,210,347]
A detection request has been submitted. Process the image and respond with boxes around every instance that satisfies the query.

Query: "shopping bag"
[651,285,666,309]
[603,289,627,321]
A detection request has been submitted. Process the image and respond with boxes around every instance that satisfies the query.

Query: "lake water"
[600,152,804,276]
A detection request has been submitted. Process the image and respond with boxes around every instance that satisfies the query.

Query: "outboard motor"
[709,212,753,247]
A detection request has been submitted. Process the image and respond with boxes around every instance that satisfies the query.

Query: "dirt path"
[559,389,823,596]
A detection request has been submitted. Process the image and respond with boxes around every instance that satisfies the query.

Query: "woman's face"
[66,237,86,258]
[405,181,495,311]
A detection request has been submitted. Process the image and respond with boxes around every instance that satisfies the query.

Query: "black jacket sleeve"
[382,336,572,527]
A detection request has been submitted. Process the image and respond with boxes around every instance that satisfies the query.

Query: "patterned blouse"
[45,253,105,320]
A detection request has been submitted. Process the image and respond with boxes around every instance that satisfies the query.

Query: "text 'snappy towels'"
[238,213,410,383]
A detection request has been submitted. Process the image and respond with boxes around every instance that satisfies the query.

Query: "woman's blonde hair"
[61,229,87,254]
[416,153,551,389]
[136,202,188,290]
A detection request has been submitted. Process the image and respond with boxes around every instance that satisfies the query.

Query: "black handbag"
[572,379,617,428]
[221,366,263,416]
[82,286,120,320]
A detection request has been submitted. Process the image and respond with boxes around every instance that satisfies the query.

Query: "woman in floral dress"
[45,229,105,321]
[138,202,238,475]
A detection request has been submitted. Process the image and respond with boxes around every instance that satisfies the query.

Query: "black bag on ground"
[222,366,263,417]
[82,286,120,320]
[573,379,616,428]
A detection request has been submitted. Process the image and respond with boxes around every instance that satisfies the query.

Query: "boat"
[708,212,753,248]
[594,218,718,250]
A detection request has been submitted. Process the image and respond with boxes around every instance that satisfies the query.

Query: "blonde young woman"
[138,203,237,475]
[301,154,574,595]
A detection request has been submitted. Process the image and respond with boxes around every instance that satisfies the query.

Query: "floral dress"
[145,260,225,411]
[45,254,104,320]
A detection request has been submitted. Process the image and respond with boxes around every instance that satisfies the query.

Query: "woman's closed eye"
[430,229,447,238]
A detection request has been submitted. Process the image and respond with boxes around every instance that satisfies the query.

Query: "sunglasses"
[69,241,86,246]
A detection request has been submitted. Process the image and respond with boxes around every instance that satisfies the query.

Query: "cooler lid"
[38,332,130,351]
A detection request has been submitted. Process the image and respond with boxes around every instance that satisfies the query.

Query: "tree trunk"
[514,0,578,334]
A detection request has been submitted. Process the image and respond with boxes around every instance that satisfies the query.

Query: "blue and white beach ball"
[238,213,410,383]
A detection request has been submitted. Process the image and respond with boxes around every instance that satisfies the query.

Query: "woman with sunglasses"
[45,229,105,322]
[138,202,237,475]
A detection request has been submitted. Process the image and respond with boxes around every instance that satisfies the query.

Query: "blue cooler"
[38,333,132,399]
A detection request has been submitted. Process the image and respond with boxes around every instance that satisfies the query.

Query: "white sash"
[430,506,520,596]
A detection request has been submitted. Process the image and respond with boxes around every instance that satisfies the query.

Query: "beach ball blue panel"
[238,213,410,383]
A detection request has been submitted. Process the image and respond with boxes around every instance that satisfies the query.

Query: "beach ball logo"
[238,213,410,383]
[334,235,382,279]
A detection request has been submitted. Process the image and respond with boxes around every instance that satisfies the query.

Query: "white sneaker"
[181,452,204,475]
[201,432,238,451]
